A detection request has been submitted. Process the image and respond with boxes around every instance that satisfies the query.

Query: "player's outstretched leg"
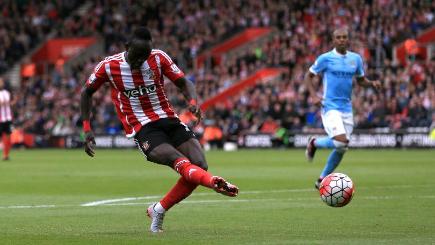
[144,142,238,232]
[173,157,239,197]
[146,177,197,232]
[145,174,240,233]
[147,143,239,197]
[175,138,239,197]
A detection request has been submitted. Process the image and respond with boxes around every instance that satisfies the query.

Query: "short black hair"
[132,26,152,41]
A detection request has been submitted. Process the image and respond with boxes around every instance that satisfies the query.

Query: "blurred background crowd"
[1,0,434,145]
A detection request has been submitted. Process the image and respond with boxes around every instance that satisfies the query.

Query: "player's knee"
[333,135,348,143]
[332,140,348,153]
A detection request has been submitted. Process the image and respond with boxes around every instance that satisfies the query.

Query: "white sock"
[153,202,166,214]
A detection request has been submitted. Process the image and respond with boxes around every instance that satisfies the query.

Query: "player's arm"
[354,55,381,91]
[304,71,322,106]
[159,50,202,125]
[80,86,97,157]
[356,76,381,91]
[305,55,326,107]
[80,61,108,157]
[174,77,202,125]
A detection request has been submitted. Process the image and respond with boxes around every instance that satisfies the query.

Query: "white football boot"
[147,203,165,233]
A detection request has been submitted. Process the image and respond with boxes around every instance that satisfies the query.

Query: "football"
[319,173,355,207]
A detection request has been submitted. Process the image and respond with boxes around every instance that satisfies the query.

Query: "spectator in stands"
[407,97,430,127]
[0,0,85,74]
[260,116,279,135]
[203,120,224,149]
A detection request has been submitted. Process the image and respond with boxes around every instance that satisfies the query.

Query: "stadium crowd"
[0,0,85,74]
[1,0,434,145]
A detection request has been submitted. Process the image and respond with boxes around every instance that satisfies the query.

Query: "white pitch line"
[101,195,435,207]
[0,204,57,209]
[2,195,435,210]
[80,184,432,207]
[0,184,432,210]
[81,195,162,207]
[81,188,313,207]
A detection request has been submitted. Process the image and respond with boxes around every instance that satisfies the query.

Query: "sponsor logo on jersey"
[123,84,157,98]
[331,71,354,77]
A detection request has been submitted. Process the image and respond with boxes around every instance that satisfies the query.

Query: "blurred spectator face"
[333,28,349,51]
[126,39,152,70]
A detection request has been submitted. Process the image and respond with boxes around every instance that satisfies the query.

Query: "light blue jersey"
[309,49,365,112]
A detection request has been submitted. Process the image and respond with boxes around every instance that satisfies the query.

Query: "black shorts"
[0,121,12,134]
[134,118,195,158]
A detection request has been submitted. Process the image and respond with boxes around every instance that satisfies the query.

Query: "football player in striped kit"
[80,27,238,233]
[0,77,13,161]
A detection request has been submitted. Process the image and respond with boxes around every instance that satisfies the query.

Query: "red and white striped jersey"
[85,49,185,137]
[0,89,12,123]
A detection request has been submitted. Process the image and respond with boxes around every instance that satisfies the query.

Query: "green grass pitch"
[1,149,434,244]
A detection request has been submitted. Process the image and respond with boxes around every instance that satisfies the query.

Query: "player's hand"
[312,95,323,107]
[189,104,202,126]
[84,131,96,157]
[188,99,202,126]
[371,80,382,91]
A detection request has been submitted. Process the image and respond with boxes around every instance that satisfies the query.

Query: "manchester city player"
[304,27,381,189]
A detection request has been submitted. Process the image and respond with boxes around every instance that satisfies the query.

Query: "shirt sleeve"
[355,54,365,77]
[309,54,327,75]
[85,60,109,90]
[158,50,185,83]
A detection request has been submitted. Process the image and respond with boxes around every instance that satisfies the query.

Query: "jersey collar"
[332,48,347,57]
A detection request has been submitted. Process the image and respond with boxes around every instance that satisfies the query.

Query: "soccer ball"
[319,173,354,207]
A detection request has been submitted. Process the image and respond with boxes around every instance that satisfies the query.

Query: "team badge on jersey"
[142,141,150,151]
[143,69,156,80]
[348,60,356,68]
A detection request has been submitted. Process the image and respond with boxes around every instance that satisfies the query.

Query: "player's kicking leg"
[139,140,238,232]
[144,177,239,233]
[176,138,238,197]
